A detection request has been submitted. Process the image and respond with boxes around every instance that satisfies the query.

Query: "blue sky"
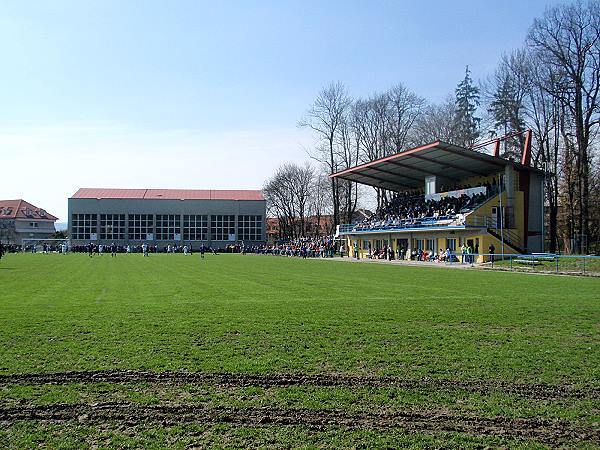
[1,0,560,220]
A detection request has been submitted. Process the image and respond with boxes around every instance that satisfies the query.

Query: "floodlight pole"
[499,174,505,257]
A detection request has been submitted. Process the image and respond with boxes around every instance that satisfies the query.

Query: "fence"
[482,253,600,275]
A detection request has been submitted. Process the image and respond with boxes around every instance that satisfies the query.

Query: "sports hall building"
[332,133,544,262]
[68,188,266,247]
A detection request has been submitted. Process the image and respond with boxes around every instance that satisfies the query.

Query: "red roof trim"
[330,140,543,180]
[330,141,441,178]
[71,188,264,201]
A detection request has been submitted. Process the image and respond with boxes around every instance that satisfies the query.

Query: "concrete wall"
[68,197,266,246]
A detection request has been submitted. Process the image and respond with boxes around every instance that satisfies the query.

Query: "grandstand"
[331,132,544,262]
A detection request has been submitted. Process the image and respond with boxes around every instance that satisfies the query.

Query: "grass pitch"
[0,253,598,448]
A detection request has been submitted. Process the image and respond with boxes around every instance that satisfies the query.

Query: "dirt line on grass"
[0,370,596,400]
[0,402,596,445]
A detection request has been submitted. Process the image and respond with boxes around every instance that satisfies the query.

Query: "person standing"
[200,244,205,259]
[88,242,94,258]
[466,244,473,265]
[111,243,117,257]
[142,242,149,257]
[488,243,495,265]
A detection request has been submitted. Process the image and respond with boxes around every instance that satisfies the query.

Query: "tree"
[263,162,324,240]
[308,171,333,236]
[413,96,460,144]
[299,82,351,228]
[454,66,481,147]
[486,51,530,159]
[527,0,600,253]
[524,50,562,252]
[386,83,426,151]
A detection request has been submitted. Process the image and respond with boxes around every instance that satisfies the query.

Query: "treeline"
[263,163,332,240]
[265,1,599,253]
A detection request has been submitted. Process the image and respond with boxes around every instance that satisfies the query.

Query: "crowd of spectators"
[364,245,458,262]
[0,240,338,258]
[353,182,499,232]
[241,236,337,258]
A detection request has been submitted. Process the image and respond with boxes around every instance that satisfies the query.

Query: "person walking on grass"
[142,242,149,257]
[111,242,117,257]
[200,244,205,259]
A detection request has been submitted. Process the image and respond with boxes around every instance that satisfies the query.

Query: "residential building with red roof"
[0,199,58,245]
[68,188,266,247]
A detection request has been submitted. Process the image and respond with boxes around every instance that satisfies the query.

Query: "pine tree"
[454,66,481,147]
[488,74,525,160]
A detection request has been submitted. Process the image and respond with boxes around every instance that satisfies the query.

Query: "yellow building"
[331,139,544,263]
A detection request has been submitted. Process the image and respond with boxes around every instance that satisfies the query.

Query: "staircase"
[467,214,525,253]
[485,227,525,254]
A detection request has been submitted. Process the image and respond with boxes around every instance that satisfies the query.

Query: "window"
[29,222,38,228]
[211,215,235,241]
[237,215,262,241]
[100,214,125,240]
[128,214,154,240]
[71,214,97,240]
[415,239,425,250]
[183,215,208,241]
[446,238,457,251]
[156,214,181,240]
[426,239,435,251]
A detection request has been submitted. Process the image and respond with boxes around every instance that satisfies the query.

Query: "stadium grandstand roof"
[0,199,58,221]
[330,141,543,191]
[71,188,264,201]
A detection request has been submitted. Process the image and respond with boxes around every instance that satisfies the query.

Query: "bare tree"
[527,0,600,252]
[386,83,426,151]
[263,162,323,240]
[299,82,352,227]
[413,96,460,144]
[308,170,333,236]
[525,51,562,252]
[336,108,361,224]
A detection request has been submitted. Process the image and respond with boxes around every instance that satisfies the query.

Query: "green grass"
[0,253,598,448]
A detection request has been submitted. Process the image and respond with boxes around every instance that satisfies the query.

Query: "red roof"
[0,199,58,221]
[71,188,264,201]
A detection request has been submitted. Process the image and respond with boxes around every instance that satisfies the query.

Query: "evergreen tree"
[454,66,481,147]
[488,74,525,160]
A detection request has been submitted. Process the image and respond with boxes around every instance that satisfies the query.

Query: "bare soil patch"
[0,402,596,445]
[0,370,596,400]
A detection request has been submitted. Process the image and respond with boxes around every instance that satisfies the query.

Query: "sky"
[0,0,562,221]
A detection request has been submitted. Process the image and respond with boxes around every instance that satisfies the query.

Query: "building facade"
[0,199,58,245]
[68,188,266,247]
